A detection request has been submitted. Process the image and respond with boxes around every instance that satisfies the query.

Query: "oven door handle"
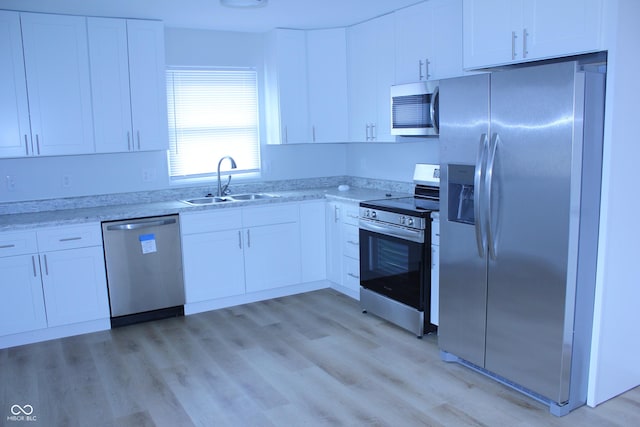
[359,220,425,244]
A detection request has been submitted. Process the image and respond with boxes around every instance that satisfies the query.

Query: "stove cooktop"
[360,196,440,217]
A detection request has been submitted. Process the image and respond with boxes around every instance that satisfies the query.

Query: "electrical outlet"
[62,175,72,188]
[142,168,157,182]
[5,175,16,192]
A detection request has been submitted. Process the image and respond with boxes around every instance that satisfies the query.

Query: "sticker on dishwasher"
[139,233,157,254]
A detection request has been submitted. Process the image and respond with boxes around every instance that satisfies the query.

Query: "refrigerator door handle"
[474,133,488,257]
[486,133,499,260]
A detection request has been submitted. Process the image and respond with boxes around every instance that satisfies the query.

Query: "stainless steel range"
[359,164,440,337]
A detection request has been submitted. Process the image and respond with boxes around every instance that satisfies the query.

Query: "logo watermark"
[7,404,37,422]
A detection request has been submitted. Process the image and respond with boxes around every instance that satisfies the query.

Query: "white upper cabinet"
[89,18,168,153]
[395,0,464,84]
[306,28,349,143]
[20,12,95,156]
[266,28,349,144]
[347,13,395,142]
[265,29,310,144]
[126,19,169,152]
[463,0,603,69]
[0,11,31,158]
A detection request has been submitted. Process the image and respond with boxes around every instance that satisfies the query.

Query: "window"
[166,67,260,180]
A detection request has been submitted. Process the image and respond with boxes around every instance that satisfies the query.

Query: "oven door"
[359,219,428,310]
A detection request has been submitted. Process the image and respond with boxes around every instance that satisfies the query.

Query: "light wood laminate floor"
[1,288,638,426]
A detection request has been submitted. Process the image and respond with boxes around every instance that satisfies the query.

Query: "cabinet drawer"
[242,203,298,228]
[342,204,360,226]
[0,231,38,257]
[343,224,359,260]
[180,208,242,235]
[343,256,361,290]
[37,223,102,251]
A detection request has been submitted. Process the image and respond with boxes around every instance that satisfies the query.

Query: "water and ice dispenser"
[447,164,475,225]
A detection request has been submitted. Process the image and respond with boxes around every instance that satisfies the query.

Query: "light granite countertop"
[0,186,411,232]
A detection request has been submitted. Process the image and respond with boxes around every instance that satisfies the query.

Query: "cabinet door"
[394,1,431,84]
[0,255,47,336]
[182,229,245,302]
[373,14,396,143]
[306,28,349,143]
[523,0,602,61]
[428,0,464,80]
[88,17,133,153]
[463,0,523,69]
[269,29,310,144]
[244,222,301,293]
[40,246,109,327]
[20,13,94,156]
[127,19,169,151]
[0,11,31,158]
[347,19,378,141]
[300,201,327,282]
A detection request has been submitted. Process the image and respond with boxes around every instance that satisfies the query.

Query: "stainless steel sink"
[180,196,232,206]
[229,193,279,201]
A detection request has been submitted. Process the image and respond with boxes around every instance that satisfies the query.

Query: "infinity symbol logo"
[11,404,34,415]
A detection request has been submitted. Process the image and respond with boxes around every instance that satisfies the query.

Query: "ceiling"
[0,0,423,32]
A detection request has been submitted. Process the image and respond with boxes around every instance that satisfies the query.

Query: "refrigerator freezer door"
[484,62,578,404]
[438,73,490,367]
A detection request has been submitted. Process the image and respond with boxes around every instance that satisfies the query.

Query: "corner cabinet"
[88,18,168,153]
[463,0,604,69]
[19,12,95,156]
[394,0,464,84]
[347,14,395,142]
[265,29,310,144]
[265,28,349,144]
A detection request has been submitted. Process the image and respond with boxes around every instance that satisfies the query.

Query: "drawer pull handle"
[347,273,360,279]
[347,240,358,245]
[0,244,16,249]
[59,237,82,242]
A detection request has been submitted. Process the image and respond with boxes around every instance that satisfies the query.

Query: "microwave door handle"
[430,86,439,134]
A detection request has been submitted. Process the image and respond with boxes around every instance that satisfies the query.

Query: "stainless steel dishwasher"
[102,214,185,327]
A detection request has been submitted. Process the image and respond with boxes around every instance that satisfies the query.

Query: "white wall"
[587,0,640,407]
[346,139,439,182]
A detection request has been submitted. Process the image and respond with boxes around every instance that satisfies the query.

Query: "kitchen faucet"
[217,156,237,197]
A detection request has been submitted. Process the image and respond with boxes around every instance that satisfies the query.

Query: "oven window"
[360,229,427,309]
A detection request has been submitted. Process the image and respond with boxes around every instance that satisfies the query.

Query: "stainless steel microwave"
[390,81,439,136]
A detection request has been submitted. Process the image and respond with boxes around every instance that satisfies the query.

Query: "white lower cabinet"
[0,254,47,336]
[244,222,301,293]
[325,199,361,299]
[182,229,246,302]
[430,212,440,326]
[182,203,302,305]
[39,246,109,327]
[0,224,110,346]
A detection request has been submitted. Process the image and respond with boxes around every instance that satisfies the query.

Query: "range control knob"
[407,218,414,226]
[364,209,370,218]
[400,216,406,225]
[371,211,377,219]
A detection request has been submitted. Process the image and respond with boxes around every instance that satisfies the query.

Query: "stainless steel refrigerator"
[438,59,605,416]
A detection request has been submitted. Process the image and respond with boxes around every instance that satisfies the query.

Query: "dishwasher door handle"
[106,218,177,231]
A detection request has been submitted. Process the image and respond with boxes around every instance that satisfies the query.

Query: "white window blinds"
[166,67,260,179]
